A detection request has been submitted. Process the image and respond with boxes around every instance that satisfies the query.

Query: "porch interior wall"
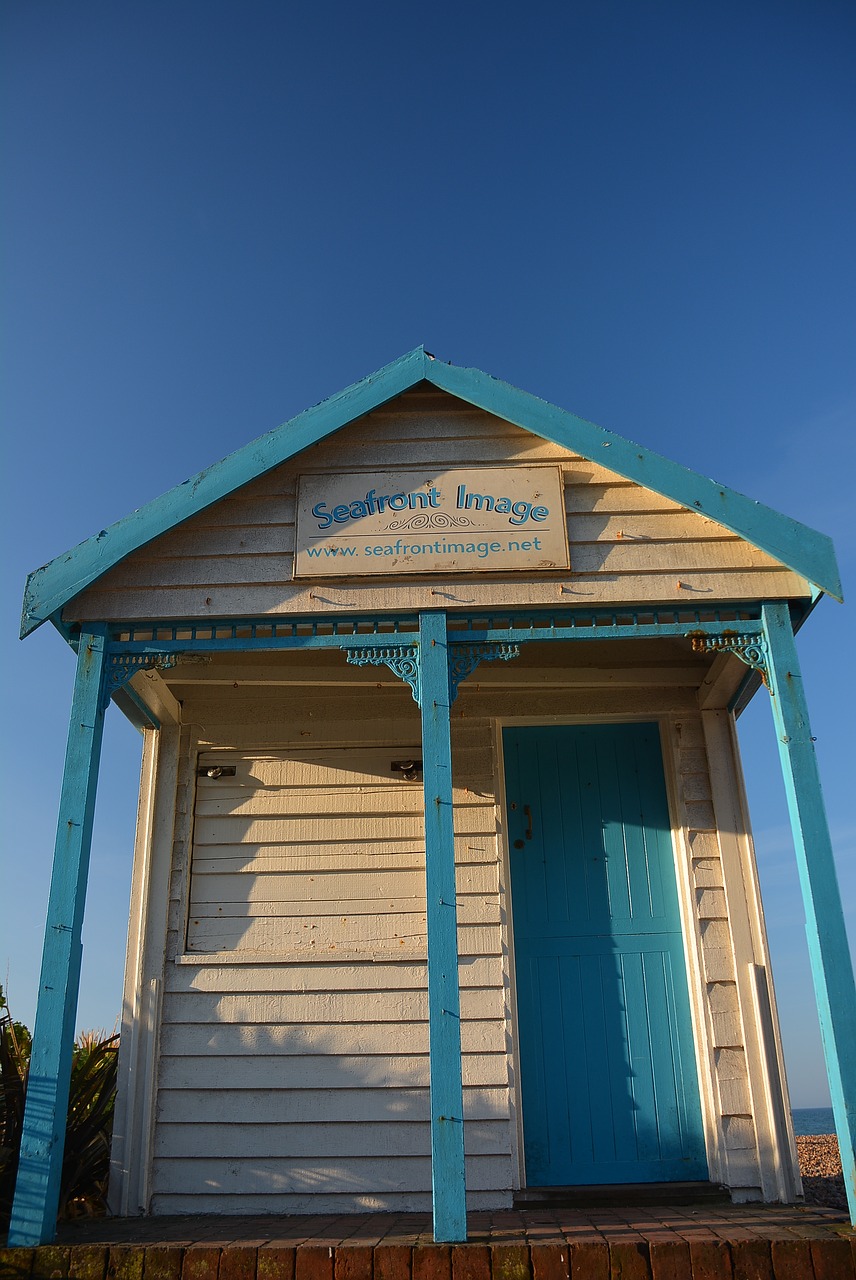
[663,711,779,1201]
[63,389,808,626]
[135,673,772,1214]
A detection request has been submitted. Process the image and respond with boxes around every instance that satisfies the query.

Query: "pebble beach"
[796,1134,847,1210]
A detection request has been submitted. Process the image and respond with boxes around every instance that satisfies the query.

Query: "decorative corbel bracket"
[448,642,520,702]
[102,652,207,708]
[346,645,421,704]
[687,630,770,690]
[345,640,520,706]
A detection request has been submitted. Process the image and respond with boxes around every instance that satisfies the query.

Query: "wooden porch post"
[419,610,467,1241]
[8,627,109,1246]
[761,601,856,1223]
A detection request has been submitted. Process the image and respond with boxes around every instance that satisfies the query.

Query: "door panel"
[505,723,708,1185]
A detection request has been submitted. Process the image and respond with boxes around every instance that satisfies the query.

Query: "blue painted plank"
[8,627,109,1246]
[419,610,467,1242]
[448,619,769,645]
[761,601,856,1224]
[622,952,657,1161]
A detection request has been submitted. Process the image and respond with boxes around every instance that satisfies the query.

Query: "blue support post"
[8,627,109,1246]
[761,601,856,1223]
[419,611,467,1241]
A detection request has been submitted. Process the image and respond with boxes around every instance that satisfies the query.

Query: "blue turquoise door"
[504,723,708,1185]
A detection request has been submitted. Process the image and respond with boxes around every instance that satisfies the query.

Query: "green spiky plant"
[0,987,119,1229]
[0,987,30,1230]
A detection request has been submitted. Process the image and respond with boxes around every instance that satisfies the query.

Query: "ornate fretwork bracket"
[687,631,770,690]
[346,645,421,704]
[448,642,520,702]
[102,653,205,708]
[345,641,521,705]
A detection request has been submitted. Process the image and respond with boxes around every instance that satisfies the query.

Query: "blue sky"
[2,1,853,1109]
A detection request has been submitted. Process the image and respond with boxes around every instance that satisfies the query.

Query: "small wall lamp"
[391,759,423,782]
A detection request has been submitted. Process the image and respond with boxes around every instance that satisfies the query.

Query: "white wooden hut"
[9,350,855,1245]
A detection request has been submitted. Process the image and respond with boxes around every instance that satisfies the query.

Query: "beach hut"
[9,350,855,1245]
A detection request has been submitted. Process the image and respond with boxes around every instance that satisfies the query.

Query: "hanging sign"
[294,466,569,577]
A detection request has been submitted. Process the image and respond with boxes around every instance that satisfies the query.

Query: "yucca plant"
[0,988,31,1229]
[0,987,119,1229]
[60,1028,120,1219]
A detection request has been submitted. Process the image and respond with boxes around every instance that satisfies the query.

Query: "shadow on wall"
[145,980,513,1213]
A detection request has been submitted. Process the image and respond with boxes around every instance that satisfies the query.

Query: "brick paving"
[2,1204,855,1280]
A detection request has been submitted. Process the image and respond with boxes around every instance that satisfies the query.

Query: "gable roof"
[21,347,842,638]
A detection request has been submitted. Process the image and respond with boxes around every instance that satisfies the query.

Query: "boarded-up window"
[187,749,428,957]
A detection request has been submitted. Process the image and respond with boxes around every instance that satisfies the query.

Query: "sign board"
[295,467,569,577]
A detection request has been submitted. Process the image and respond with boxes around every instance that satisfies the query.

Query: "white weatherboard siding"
[152,702,513,1213]
[132,663,796,1214]
[188,750,431,957]
[63,387,809,625]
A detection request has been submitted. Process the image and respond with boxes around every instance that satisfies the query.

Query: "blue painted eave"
[427,360,843,605]
[21,348,430,638]
[21,348,842,640]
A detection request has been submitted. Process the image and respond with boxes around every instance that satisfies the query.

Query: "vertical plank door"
[504,722,708,1185]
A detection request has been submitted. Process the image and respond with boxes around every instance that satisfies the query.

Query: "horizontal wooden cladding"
[180,494,295,529]
[193,787,492,819]
[150,1153,512,1195]
[188,690,413,726]
[189,866,497,907]
[68,568,806,622]
[185,910,428,952]
[567,511,745,542]
[160,1020,505,1057]
[186,890,493,921]
[164,957,496,994]
[192,809,491,846]
[184,917,501,955]
[565,483,685,514]
[153,1118,510,1158]
[143,505,738,560]
[149,1189,507,1212]
[136,508,296,549]
[156,1085,506,1122]
[288,396,577,461]
[193,725,429,753]
[198,748,423,787]
[188,839,497,874]
[190,688,703,732]
[187,897,497,925]
[161,987,505,1024]
[186,746,481,955]
[163,660,706,690]
[331,400,551,438]
[299,434,574,469]
[104,464,665,525]
[157,1051,508,1088]
[188,898,429,922]
[195,747,486,773]
[83,520,766,591]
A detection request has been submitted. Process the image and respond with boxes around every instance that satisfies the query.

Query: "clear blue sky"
[2,1,853,1109]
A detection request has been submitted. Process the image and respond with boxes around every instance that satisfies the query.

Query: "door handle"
[524,804,533,840]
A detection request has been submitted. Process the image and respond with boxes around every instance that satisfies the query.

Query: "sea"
[791,1107,836,1136]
